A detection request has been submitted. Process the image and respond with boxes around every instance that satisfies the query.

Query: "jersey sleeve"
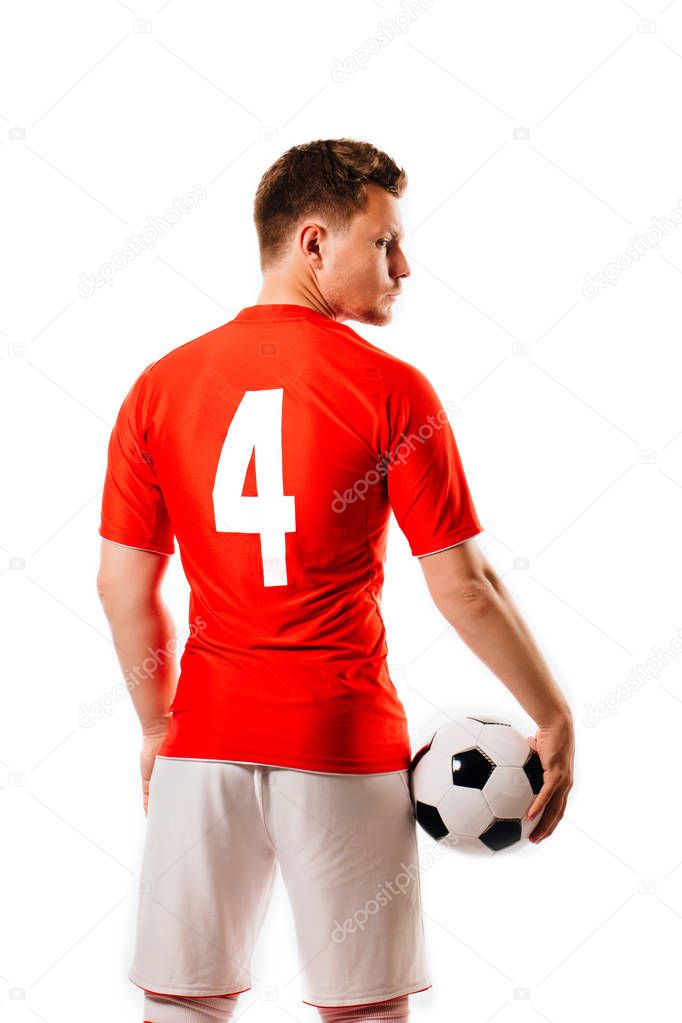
[99,363,175,555]
[383,363,483,558]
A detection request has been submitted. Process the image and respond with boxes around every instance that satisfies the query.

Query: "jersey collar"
[233,304,336,324]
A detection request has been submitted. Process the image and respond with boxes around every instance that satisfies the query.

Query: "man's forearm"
[444,576,572,728]
[99,592,179,735]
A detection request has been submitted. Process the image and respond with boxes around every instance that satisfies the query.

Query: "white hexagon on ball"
[483,765,534,819]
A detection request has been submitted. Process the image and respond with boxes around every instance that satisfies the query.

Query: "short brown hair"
[253,137,407,270]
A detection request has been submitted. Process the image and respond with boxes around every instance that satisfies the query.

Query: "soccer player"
[97,138,574,1023]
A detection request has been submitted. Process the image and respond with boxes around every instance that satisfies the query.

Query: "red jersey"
[99,303,483,773]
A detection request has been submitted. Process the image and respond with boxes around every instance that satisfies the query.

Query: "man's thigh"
[129,757,278,997]
[265,767,431,1008]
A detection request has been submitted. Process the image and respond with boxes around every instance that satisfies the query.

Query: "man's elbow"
[96,570,111,605]
[419,539,501,624]
[96,572,124,615]
[438,577,498,627]
[96,572,153,616]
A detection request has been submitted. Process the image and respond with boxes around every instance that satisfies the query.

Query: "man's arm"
[418,538,574,843]
[96,539,179,811]
[419,539,570,726]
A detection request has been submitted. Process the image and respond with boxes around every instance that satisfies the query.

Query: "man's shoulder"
[329,320,428,391]
[140,316,428,397]
[144,322,230,378]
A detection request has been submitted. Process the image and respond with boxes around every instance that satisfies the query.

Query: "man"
[97,138,574,1023]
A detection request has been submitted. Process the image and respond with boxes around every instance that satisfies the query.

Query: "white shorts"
[128,755,432,1008]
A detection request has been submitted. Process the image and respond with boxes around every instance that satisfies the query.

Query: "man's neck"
[255,278,337,320]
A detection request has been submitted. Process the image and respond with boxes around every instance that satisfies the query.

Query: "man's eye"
[376,238,390,248]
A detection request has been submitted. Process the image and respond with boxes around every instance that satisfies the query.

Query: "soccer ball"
[409,715,544,855]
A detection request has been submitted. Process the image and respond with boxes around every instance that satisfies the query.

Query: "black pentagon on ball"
[523,750,543,794]
[415,801,449,840]
[479,818,522,851]
[451,747,495,789]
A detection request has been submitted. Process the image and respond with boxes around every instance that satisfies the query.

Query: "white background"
[2,1,681,1021]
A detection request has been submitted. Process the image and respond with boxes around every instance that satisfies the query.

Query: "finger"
[527,781,561,827]
[529,809,555,842]
[534,787,569,842]
[526,778,555,820]
[529,790,564,842]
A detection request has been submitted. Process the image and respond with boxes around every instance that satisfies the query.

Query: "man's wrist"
[536,705,573,730]
[141,714,171,738]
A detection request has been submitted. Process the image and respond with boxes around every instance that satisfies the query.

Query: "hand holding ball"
[408,715,544,855]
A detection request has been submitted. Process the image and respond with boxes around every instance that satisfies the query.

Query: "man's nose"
[393,249,410,280]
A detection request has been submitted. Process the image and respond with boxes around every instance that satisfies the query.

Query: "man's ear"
[300,222,325,267]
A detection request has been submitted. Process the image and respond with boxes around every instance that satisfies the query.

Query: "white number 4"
[212,388,296,587]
